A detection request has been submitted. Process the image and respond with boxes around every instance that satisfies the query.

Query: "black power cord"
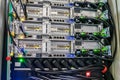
[34,68,103,80]
[24,58,104,80]
[7,6,26,55]
[10,0,20,20]
[19,0,27,18]
[79,2,116,62]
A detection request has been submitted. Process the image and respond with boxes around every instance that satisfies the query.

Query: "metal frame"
[0,0,8,80]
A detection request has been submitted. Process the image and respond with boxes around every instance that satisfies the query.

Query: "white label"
[81,10,96,17]
[82,42,99,49]
[81,25,98,32]
[15,62,21,67]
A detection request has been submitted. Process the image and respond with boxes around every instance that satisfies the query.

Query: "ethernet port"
[75,49,81,57]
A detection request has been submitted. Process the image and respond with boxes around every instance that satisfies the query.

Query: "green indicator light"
[93,32,99,36]
[100,32,107,37]
[71,67,74,69]
[100,30,107,37]
[95,16,99,19]
[99,0,106,3]
[80,16,85,19]
[19,58,25,63]
[81,49,87,54]
[102,47,108,52]
[98,2,104,7]
[93,49,100,54]
[99,10,108,20]
[80,32,86,37]
[100,16,106,20]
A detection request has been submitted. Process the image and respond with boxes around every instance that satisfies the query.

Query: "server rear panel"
[7,0,114,80]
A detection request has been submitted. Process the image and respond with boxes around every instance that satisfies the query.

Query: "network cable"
[19,0,27,18]
[24,59,104,79]
[6,0,116,80]
[10,0,27,37]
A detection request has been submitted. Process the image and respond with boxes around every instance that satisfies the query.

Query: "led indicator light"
[81,49,87,54]
[10,52,14,56]
[13,13,16,18]
[19,58,24,63]
[18,34,25,39]
[80,16,85,19]
[80,32,86,37]
[6,56,11,61]
[102,47,108,52]
[93,32,99,36]
[100,32,107,37]
[11,31,15,37]
[93,49,100,54]
[20,17,26,22]
[98,2,104,7]
[102,66,108,73]
[18,54,23,58]
[86,71,91,77]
